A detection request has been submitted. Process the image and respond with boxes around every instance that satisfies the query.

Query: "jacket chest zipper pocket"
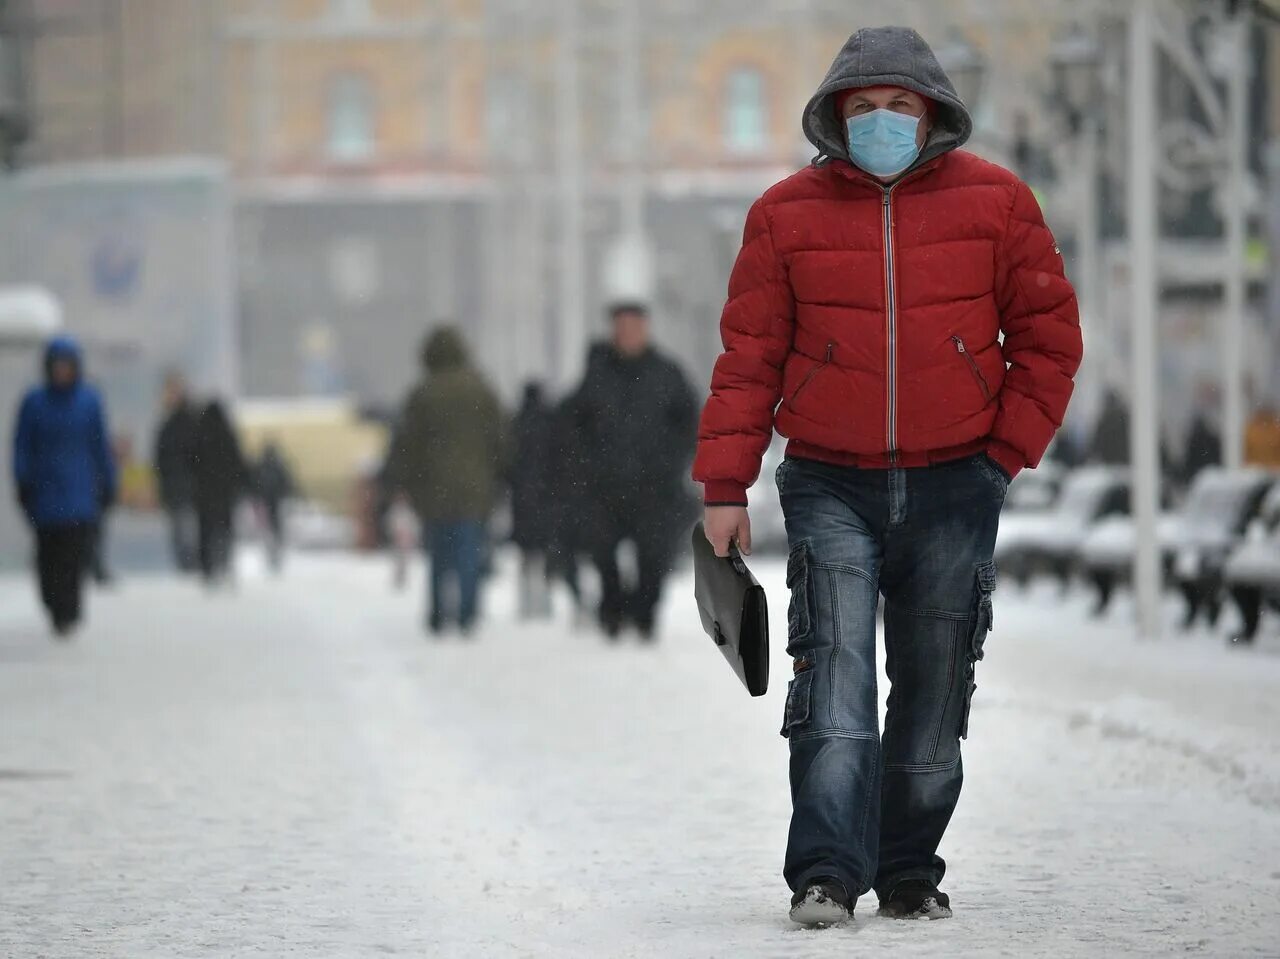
[952,336,993,404]
[787,343,835,410]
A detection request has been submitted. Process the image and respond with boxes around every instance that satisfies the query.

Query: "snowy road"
[2,551,1279,958]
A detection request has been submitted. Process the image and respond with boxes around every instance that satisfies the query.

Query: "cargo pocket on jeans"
[780,655,815,737]
[960,561,997,740]
[786,542,812,650]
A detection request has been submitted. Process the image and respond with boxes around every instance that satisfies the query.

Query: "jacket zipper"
[877,167,931,462]
[952,335,994,403]
[882,188,899,461]
[788,342,834,409]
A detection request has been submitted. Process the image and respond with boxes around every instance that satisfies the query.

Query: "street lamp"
[933,33,986,110]
[1050,26,1101,133]
[1048,26,1104,328]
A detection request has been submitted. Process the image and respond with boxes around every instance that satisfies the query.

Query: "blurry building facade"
[2,0,1277,426]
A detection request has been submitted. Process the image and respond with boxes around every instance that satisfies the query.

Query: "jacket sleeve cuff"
[986,441,1025,482]
[702,480,749,507]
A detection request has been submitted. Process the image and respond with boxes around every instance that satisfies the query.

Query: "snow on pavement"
[1,552,1279,958]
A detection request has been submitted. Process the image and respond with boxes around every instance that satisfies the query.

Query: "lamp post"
[554,0,586,389]
[933,33,986,112]
[1220,1,1252,469]
[1128,0,1163,640]
[1049,26,1103,327]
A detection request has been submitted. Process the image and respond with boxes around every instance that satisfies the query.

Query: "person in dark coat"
[510,382,556,618]
[545,397,587,615]
[153,372,200,572]
[567,302,698,639]
[1088,389,1131,466]
[389,327,507,635]
[10,335,117,636]
[253,441,295,573]
[189,400,248,585]
[1181,410,1222,488]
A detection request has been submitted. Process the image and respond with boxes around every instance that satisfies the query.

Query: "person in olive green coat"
[390,327,507,635]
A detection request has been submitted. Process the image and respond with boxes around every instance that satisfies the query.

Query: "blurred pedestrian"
[1087,388,1130,466]
[154,372,200,572]
[253,440,295,573]
[10,335,117,637]
[510,382,556,619]
[189,400,248,585]
[545,397,587,619]
[1245,405,1280,469]
[390,327,506,636]
[693,28,1081,925]
[1180,396,1222,488]
[567,302,697,640]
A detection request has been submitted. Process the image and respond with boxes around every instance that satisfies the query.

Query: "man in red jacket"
[695,27,1082,926]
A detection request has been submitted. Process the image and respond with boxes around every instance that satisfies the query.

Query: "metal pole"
[1128,0,1163,639]
[1077,116,1102,327]
[1222,4,1251,468]
[617,0,643,241]
[555,0,586,389]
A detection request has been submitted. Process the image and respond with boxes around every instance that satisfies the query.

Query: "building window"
[327,74,375,163]
[725,66,768,155]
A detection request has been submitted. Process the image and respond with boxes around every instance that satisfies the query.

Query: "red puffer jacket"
[693,150,1083,505]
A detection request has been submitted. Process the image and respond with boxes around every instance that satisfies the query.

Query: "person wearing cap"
[694,27,1082,925]
[11,335,117,637]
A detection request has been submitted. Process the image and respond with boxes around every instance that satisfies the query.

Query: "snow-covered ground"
[2,550,1279,958]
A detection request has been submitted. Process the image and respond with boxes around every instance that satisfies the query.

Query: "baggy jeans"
[776,455,1006,901]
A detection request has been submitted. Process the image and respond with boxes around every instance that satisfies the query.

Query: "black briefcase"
[691,522,769,697]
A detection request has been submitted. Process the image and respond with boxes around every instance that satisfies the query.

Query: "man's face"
[841,86,932,151]
[49,357,77,389]
[612,310,650,358]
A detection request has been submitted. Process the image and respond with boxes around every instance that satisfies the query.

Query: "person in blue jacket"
[11,335,117,636]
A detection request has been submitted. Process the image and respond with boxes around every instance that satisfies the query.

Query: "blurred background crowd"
[1,0,1278,639]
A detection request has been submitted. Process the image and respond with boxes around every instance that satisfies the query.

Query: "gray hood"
[802,26,973,170]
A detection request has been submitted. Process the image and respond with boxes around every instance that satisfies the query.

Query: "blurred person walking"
[154,372,200,572]
[1087,388,1131,466]
[390,328,506,636]
[189,400,248,586]
[253,441,295,573]
[694,28,1081,925]
[567,302,697,640]
[545,397,587,620]
[1180,392,1222,488]
[510,383,556,619]
[10,335,117,637]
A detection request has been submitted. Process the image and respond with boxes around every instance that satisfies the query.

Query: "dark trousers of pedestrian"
[426,520,486,632]
[776,454,1005,902]
[35,523,92,632]
[198,506,234,583]
[166,504,199,572]
[262,499,284,572]
[589,496,672,636]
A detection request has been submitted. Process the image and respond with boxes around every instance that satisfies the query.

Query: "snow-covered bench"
[1078,468,1274,621]
[1223,483,1280,644]
[996,466,1129,590]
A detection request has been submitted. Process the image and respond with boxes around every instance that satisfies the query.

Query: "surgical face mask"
[845,109,923,179]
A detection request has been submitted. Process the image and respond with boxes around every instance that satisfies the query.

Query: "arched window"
[725,66,768,155]
[327,73,375,162]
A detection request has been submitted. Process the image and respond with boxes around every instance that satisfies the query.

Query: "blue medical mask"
[845,109,923,179]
